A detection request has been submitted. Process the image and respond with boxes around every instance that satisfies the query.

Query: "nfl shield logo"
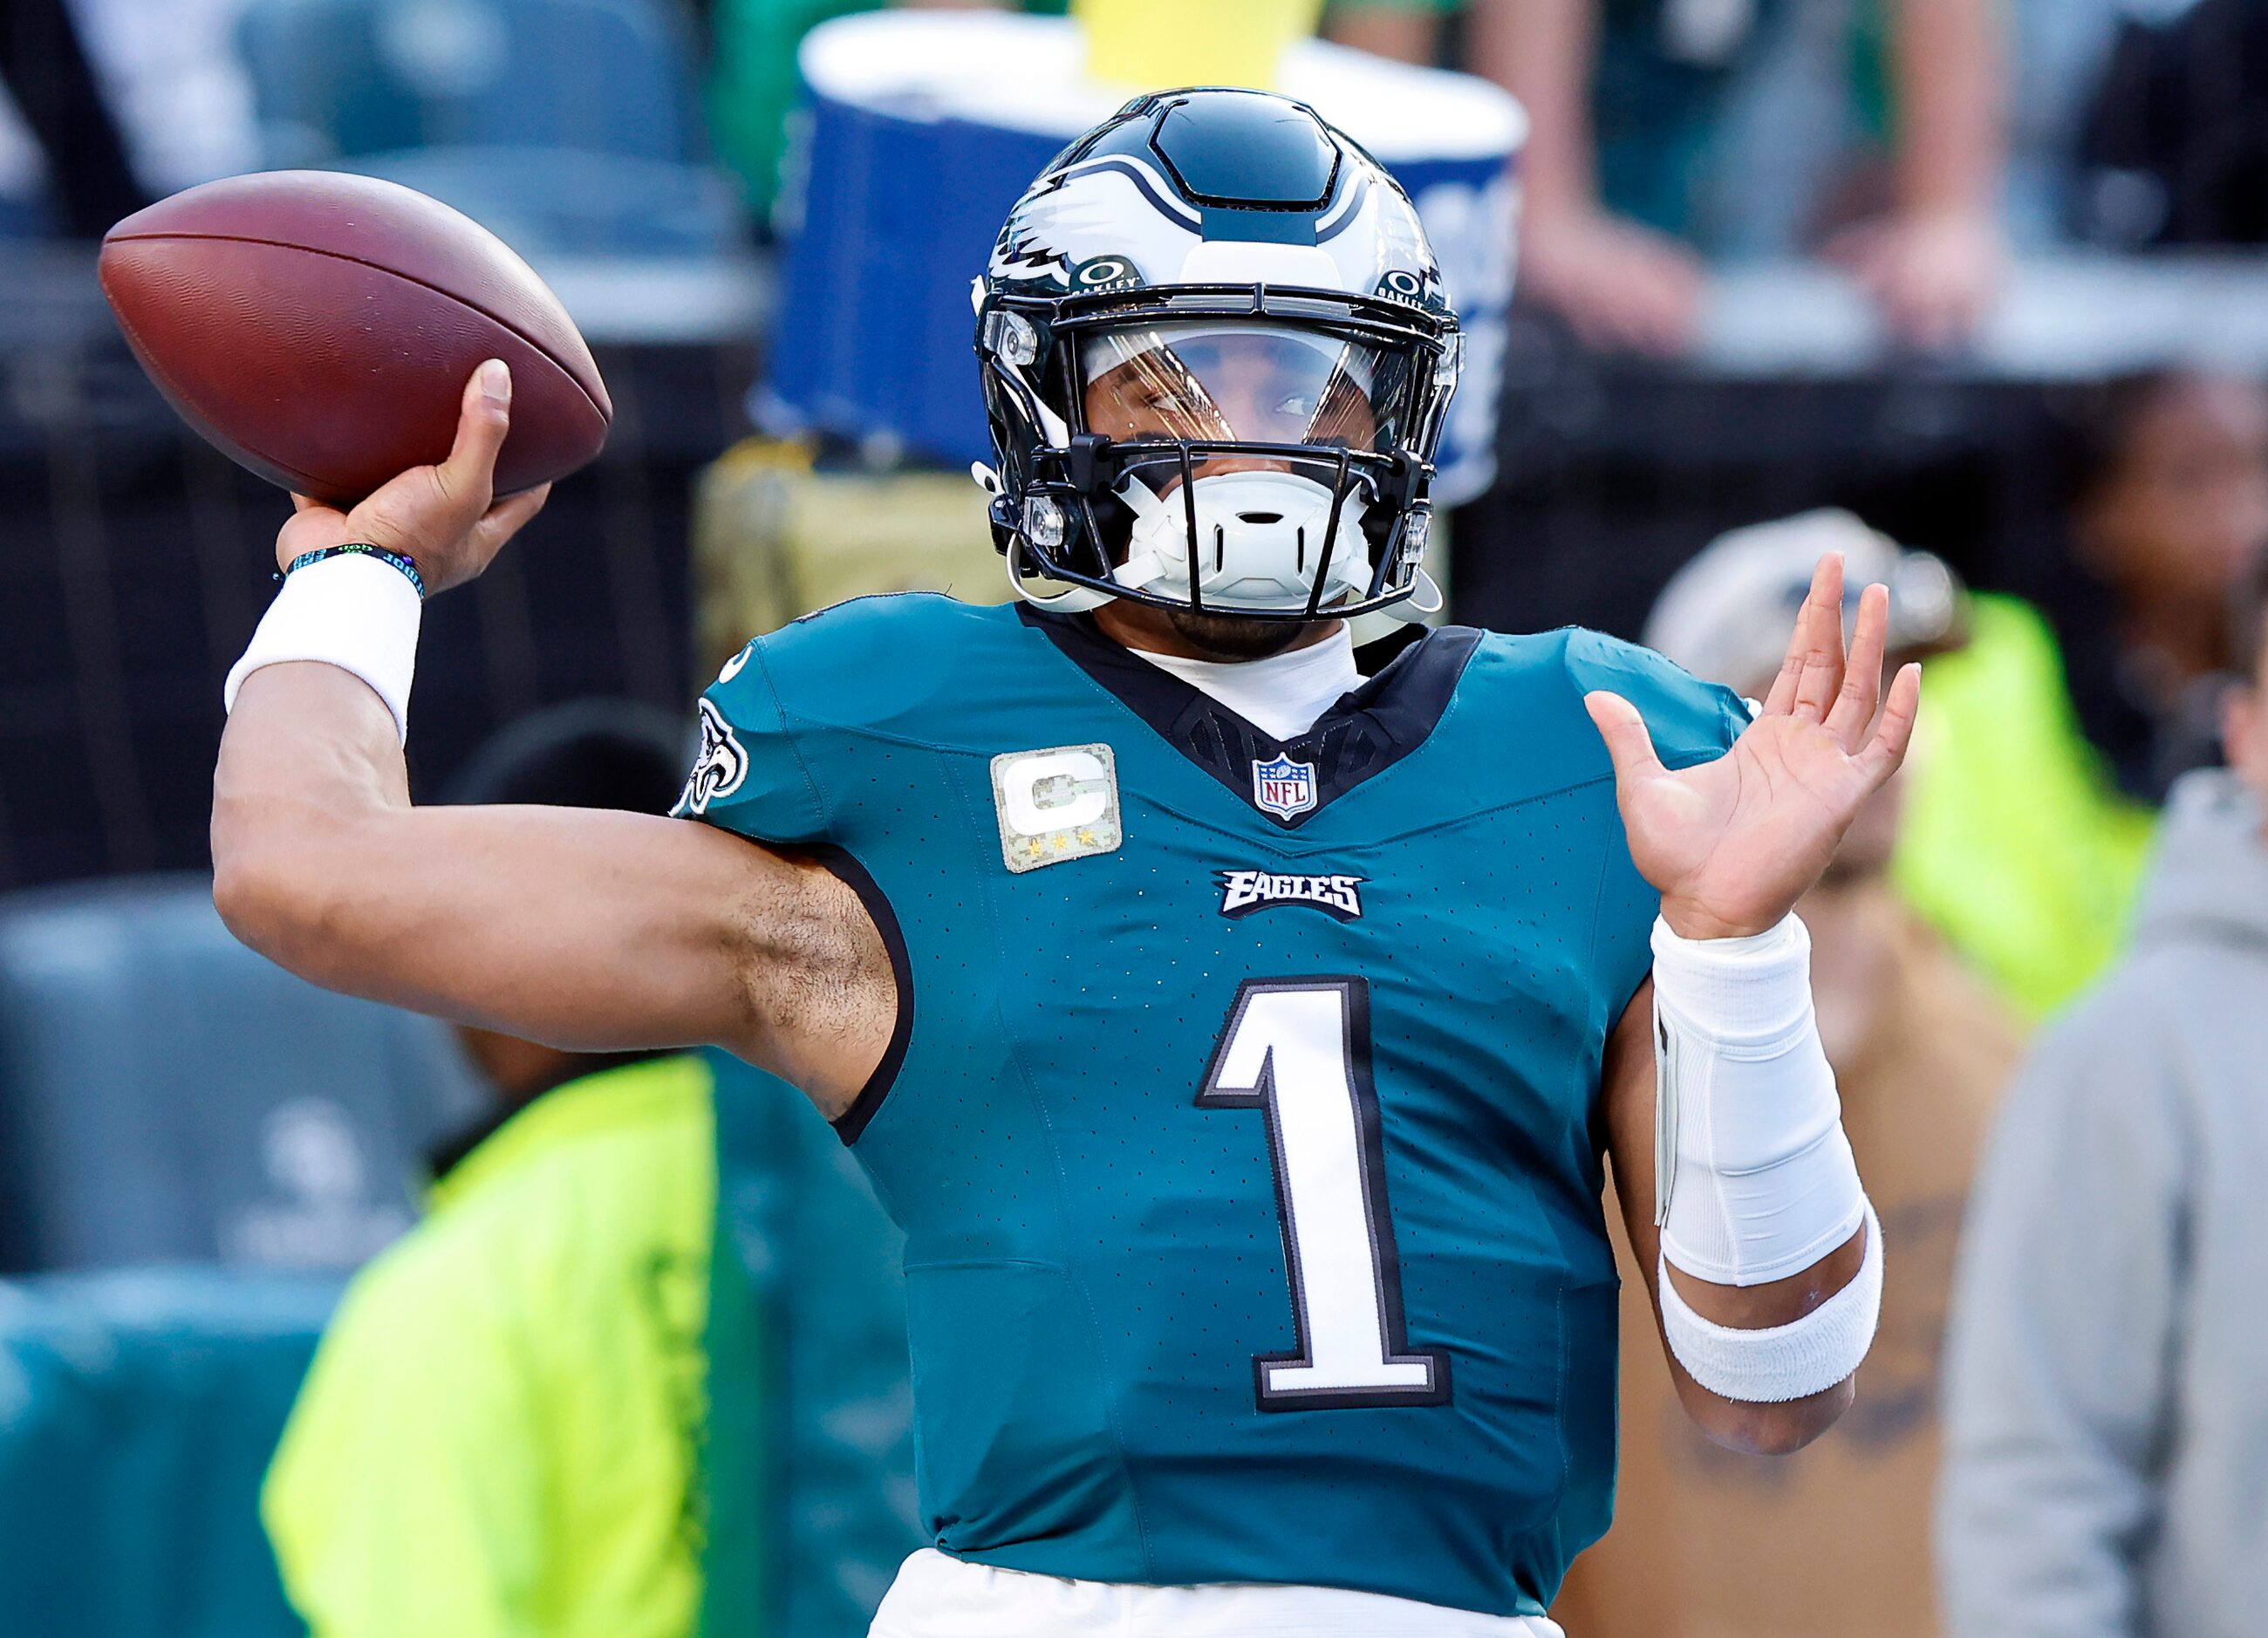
[1252,754,1318,821]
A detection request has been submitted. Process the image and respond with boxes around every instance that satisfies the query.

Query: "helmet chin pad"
[1110,469,1375,612]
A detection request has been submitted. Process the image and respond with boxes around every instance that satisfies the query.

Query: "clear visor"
[1076,321,1412,455]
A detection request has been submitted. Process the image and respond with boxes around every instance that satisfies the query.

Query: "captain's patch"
[992,743,1123,872]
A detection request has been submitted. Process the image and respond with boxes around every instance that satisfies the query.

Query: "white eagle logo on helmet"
[990,154,1440,307]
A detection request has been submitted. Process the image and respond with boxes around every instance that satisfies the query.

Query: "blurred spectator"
[1894,371,2268,1018]
[1324,0,1453,66]
[1462,0,2004,354]
[1936,553,2268,1637]
[1887,580,2155,1022]
[0,0,145,235]
[2002,0,2130,247]
[2076,0,2268,248]
[2046,370,2268,802]
[67,0,261,198]
[1627,508,2138,1021]
[1550,515,2019,1638]
[262,700,723,1638]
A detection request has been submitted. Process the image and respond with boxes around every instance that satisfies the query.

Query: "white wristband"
[1651,911,1868,1287]
[1658,1198,1882,1403]
[223,552,423,743]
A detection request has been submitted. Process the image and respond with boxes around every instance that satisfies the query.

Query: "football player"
[214,90,1912,1636]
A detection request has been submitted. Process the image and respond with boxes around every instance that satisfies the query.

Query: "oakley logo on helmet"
[1072,255,1139,290]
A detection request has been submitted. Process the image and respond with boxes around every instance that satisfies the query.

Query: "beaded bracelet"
[278,543,427,599]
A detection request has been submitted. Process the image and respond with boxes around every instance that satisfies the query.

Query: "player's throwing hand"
[277,360,550,595]
[1584,552,1921,940]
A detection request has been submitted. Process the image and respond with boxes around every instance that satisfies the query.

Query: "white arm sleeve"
[1650,912,1869,1288]
[1648,912,1879,1402]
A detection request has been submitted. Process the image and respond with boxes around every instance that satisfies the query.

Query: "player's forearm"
[1614,1162,1865,1455]
[1658,1224,1865,1453]
[1664,1218,1868,1327]
[1604,929,1880,1453]
[212,661,415,984]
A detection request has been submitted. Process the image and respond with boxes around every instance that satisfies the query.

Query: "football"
[99,170,611,507]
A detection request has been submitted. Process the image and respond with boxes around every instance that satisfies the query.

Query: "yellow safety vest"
[1892,593,2158,1021]
[263,1055,718,1638]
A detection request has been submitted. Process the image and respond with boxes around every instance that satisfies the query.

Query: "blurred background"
[3,0,2265,1635]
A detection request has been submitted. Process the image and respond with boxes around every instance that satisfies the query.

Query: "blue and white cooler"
[761,10,1524,508]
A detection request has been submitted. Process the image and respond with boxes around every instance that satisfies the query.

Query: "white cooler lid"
[797,11,1525,163]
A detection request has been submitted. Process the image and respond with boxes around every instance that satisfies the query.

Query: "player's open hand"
[1584,554,1921,940]
[275,361,550,595]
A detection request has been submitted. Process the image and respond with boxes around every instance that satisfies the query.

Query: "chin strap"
[1344,570,1444,645]
[1002,538,1112,614]
[1103,474,1176,592]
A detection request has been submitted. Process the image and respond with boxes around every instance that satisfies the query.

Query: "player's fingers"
[1825,583,1889,751]
[290,492,323,515]
[470,484,550,557]
[1789,554,1846,722]
[1763,553,1837,717]
[434,359,512,515]
[1584,690,1669,788]
[1853,662,1922,789]
[1761,640,1806,718]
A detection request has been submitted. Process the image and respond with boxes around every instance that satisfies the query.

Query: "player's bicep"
[222,790,886,1113]
[365,801,791,1045]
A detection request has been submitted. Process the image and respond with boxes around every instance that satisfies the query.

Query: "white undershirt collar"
[1127,626,1361,742]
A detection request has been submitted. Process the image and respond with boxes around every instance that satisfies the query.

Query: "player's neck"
[1091,599,1346,663]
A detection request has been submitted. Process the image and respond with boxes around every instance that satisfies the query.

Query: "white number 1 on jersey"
[1199,978,1452,1410]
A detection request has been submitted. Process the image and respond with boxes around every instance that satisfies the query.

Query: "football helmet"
[974,87,1460,623]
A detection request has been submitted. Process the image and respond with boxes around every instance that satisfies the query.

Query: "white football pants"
[869,1548,1568,1637]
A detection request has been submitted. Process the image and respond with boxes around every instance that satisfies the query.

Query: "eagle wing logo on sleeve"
[675,699,750,816]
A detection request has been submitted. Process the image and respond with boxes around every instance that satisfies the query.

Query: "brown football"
[99,170,611,506]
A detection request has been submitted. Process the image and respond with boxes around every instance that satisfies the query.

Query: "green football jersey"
[683,595,1745,1619]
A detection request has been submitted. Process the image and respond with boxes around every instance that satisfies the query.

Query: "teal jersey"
[683,597,1746,1619]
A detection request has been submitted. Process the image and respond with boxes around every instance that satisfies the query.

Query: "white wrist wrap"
[1651,912,1867,1287]
[1658,1198,1882,1403]
[223,552,423,744]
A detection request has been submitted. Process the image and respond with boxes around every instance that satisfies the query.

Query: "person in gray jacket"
[1936,556,2268,1636]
